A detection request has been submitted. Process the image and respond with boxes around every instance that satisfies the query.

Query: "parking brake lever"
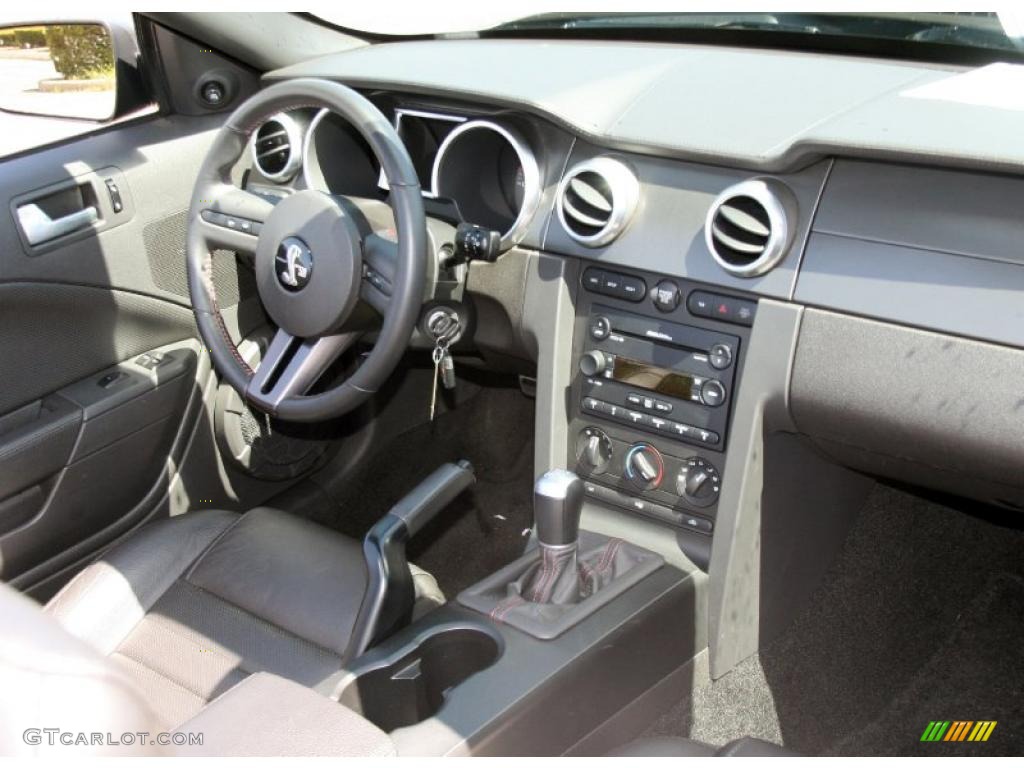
[346,460,476,661]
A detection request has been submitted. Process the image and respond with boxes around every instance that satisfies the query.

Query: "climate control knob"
[575,427,613,473]
[677,457,721,508]
[579,350,610,377]
[624,443,664,490]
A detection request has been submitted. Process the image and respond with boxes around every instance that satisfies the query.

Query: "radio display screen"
[611,356,693,399]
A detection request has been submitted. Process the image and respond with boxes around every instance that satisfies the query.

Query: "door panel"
[0,109,268,591]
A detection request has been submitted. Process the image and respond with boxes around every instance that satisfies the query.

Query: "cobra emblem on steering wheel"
[275,237,313,291]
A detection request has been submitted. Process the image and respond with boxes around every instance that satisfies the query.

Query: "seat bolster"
[174,672,395,757]
[45,509,240,654]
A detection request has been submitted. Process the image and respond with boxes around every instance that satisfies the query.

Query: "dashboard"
[242,38,1024,566]
[298,97,551,254]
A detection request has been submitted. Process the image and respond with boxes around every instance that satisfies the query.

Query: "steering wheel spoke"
[246,328,359,414]
[197,184,278,254]
[359,232,398,315]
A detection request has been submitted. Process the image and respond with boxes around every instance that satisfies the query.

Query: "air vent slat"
[556,157,639,248]
[710,223,767,255]
[256,129,288,142]
[718,203,770,238]
[568,176,614,214]
[251,114,301,182]
[562,197,610,229]
[257,144,291,160]
[705,180,794,278]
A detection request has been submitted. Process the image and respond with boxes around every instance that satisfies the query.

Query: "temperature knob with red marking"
[624,443,664,490]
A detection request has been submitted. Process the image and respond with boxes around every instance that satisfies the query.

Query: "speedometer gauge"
[433,120,541,253]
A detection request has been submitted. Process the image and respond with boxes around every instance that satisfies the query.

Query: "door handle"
[16,203,99,246]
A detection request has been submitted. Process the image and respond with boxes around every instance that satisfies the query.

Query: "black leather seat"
[43,508,443,728]
[611,736,795,757]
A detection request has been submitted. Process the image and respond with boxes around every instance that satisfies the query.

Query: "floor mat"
[301,383,536,598]
[641,483,1024,756]
[837,572,1024,756]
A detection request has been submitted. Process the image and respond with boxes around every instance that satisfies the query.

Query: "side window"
[0,22,152,158]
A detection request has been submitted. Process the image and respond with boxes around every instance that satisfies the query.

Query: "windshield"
[315,11,1024,59]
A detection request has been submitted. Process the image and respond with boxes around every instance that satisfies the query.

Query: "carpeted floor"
[641,482,1024,756]
[298,382,537,598]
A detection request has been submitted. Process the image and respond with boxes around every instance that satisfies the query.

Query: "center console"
[322,259,756,755]
[328,463,703,756]
[569,265,757,568]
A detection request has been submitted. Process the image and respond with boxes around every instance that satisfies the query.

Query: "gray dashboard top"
[266,39,1024,174]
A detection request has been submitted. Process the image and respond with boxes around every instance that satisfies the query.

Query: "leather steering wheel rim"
[186,79,426,422]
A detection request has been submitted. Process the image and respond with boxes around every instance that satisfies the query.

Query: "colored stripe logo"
[921,721,997,742]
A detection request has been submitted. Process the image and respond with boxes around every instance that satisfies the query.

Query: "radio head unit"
[576,305,738,450]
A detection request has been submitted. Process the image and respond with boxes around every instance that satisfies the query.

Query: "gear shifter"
[458,468,665,638]
[534,469,584,549]
[523,469,585,604]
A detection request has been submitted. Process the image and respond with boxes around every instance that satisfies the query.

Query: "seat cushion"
[0,583,167,756]
[175,672,395,757]
[45,507,442,728]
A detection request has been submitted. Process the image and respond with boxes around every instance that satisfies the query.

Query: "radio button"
[652,280,681,312]
[579,350,610,377]
[619,276,647,302]
[648,415,670,433]
[689,292,713,317]
[600,273,623,295]
[697,429,720,446]
[709,343,733,370]
[625,410,645,425]
[669,422,691,439]
[653,400,673,414]
[590,316,611,340]
[583,268,604,292]
[626,392,643,407]
[700,380,726,407]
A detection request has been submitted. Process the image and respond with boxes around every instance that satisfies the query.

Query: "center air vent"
[557,157,640,247]
[705,179,795,277]
[251,113,302,182]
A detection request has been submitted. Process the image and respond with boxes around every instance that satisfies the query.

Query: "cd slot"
[595,304,726,354]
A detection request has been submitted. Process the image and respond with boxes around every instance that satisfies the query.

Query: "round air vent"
[251,113,302,182]
[556,157,640,247]
[705,179,796,277]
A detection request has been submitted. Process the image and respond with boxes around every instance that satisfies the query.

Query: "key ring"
[432,338,449,365]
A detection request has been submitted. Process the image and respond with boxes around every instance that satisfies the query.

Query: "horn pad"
[253,190,362,338]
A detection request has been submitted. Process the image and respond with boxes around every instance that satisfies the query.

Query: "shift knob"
[534,469,584,547]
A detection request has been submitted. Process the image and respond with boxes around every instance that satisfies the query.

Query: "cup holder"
[338,625,501,731]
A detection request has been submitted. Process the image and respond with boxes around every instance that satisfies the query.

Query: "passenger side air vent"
[251,113,302,182]
[705,179,796,277]
[556,157,640,247]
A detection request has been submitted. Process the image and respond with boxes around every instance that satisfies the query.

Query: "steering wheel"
[186,79,427,422]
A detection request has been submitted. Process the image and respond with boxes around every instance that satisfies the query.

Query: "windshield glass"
[315,11,1024,58]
